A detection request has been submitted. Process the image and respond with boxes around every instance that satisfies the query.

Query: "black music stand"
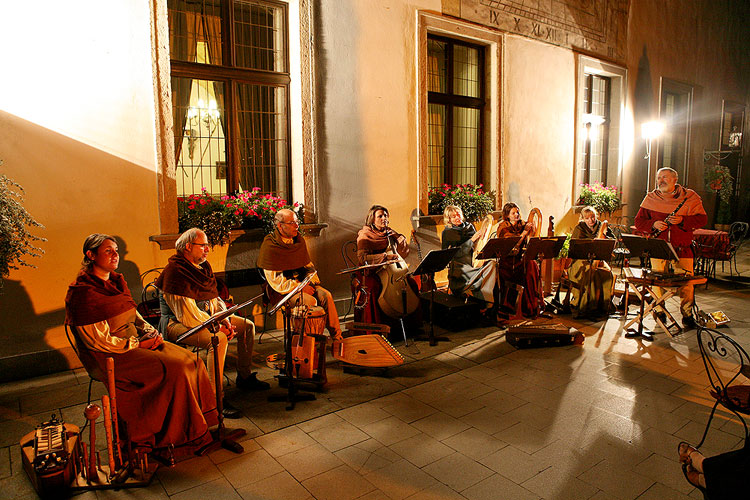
[475,237,522,261]
[409,247,459,346]
[177,294,262,455]
[267,272,318,411]
[620,235,679,341]
[525,237,567,317]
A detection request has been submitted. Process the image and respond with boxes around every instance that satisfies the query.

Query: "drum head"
[291,305,326,318]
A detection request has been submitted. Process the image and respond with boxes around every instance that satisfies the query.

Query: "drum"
[290,305,327,335]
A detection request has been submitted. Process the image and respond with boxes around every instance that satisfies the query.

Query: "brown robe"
[65,270,218,457]
[496,220,541,316]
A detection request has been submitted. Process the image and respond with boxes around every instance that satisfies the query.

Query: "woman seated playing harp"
[568,206,615,319]
[495,202,542,316]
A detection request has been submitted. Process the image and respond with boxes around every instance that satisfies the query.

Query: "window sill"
[412,211,502,227]
[149,223,328,250]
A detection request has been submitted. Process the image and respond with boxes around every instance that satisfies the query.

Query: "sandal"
[682,463,707,493]
[677,441,699,465]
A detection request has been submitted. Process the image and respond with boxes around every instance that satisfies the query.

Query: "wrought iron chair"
[694,326,750,450]
[727,221,749,277]
[136,267,163,328]
[341,240,359,321]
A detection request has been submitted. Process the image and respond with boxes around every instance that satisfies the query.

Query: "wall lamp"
[642,120,665,193]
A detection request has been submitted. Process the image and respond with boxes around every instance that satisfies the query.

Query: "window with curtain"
[426,35,484,189]
[580,73,611,185]
[658,78,694,181]
[168,0,290,200]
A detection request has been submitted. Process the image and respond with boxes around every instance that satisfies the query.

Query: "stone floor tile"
[482,373,536,396]
[493,421,556,455]
[363,459,437,500]
[217,448,285,489]
[388,433,454,467]
[521,464,599,500]
[470,389,526,414]
[337,402,392,428]
[402,481,465,500]
[275,442,344,481]
[360,416,421,446]
[427,392,485,418]
[461,473,540,500]
[577,459,654,500]
[296,412,345,433]
[503,402,558,431]
[302,464,376,500]
[411,411,470,441]
[156,456,222,496]
[169,477,242,500]
[382,397,438,423]
[440,427,507,461]
[0,446,10,479]
[459,407,519,435]
[530,440,603,477]
[255,425,317,458]
[634,453,693,495]
[236,470,312,500]
[479,445,551,484]
[635,482,695,500]
[422,452,493,491]
[308,420,370,452]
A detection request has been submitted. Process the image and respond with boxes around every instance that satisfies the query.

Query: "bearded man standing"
[634,167,707,329]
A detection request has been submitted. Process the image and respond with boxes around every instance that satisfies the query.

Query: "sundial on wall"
[457,0,628,61]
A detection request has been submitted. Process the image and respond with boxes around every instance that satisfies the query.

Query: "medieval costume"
[441,221,478,295]
[495,220,542,316]
[257,228,341,339]
[634,184,707,319]
[65,270,217,458]
[569,220,615,319]
[155,253,255,390]
[355,225,421,333]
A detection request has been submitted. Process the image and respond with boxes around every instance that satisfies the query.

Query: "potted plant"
[552,233,572,283]
[427,183,495,222]
[703,164,734,231]
[0,160,46,288]
[577,182,621,217]
[178,187,301,246]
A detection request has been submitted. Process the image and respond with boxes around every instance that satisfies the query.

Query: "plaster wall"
[501,35,576,226]
[623,0,750,222]
[0,1,171,369]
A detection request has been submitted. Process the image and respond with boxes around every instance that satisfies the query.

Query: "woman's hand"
[139,331,164,350]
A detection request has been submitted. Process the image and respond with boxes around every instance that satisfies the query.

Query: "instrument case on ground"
[506,322,583,349]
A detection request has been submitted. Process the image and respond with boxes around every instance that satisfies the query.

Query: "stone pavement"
[1,247,748,499]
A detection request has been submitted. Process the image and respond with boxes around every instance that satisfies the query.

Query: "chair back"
[729,222,749,245]
[64,324,106,382]
[697,326,750,413]
[341,240,358,268]
[137,267,163,328]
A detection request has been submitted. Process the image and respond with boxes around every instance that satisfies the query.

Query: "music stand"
[266,272,319,410]
[525,237,567,317]
[566,239,616,317]
[620,235,679,341]
[176,293,262,456]
[475,237,522,261]
[409,247,459,346]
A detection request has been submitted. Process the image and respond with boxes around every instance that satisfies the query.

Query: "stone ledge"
[149,223,328,250]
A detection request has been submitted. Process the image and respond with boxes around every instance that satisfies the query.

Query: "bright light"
[641,121,665,140]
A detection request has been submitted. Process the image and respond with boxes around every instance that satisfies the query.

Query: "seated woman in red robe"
[354,205,422,337]
[65,234,218,461]
[495,202,542,316]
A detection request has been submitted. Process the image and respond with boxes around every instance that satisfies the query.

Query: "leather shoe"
[222,399,242,419]
[683,316,697,330]
[236,372,271,391]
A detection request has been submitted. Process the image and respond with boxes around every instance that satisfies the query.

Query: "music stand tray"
[174,294,261,344]
[476,237,521,260]
[621,234,679,262]
[525,236,567,261]
[411,247,459,346]
[568,239,616,262]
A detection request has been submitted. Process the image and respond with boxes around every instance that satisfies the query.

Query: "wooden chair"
[65,324,106,404]
[341,239,359,321]
[694,326,750,450]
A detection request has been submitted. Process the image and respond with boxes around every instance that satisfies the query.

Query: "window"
[658,78,693,181]
[426,35,485,188]
[575,56,626,199]
[168,0,290,200]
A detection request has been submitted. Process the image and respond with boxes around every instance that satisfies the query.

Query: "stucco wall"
[0,1,171,373]
[501,35,576,228]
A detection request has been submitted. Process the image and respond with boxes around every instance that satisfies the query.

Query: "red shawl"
[155,253,218,301]
[65,270,137,326]
[640,184,706,216]
[257,229,311,271]
[496,220,525,237]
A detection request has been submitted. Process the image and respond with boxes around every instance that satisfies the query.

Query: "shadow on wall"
[0,110,163,381]
[0,280,68,382]
[629,47,655,218]
[113,235,142,303]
